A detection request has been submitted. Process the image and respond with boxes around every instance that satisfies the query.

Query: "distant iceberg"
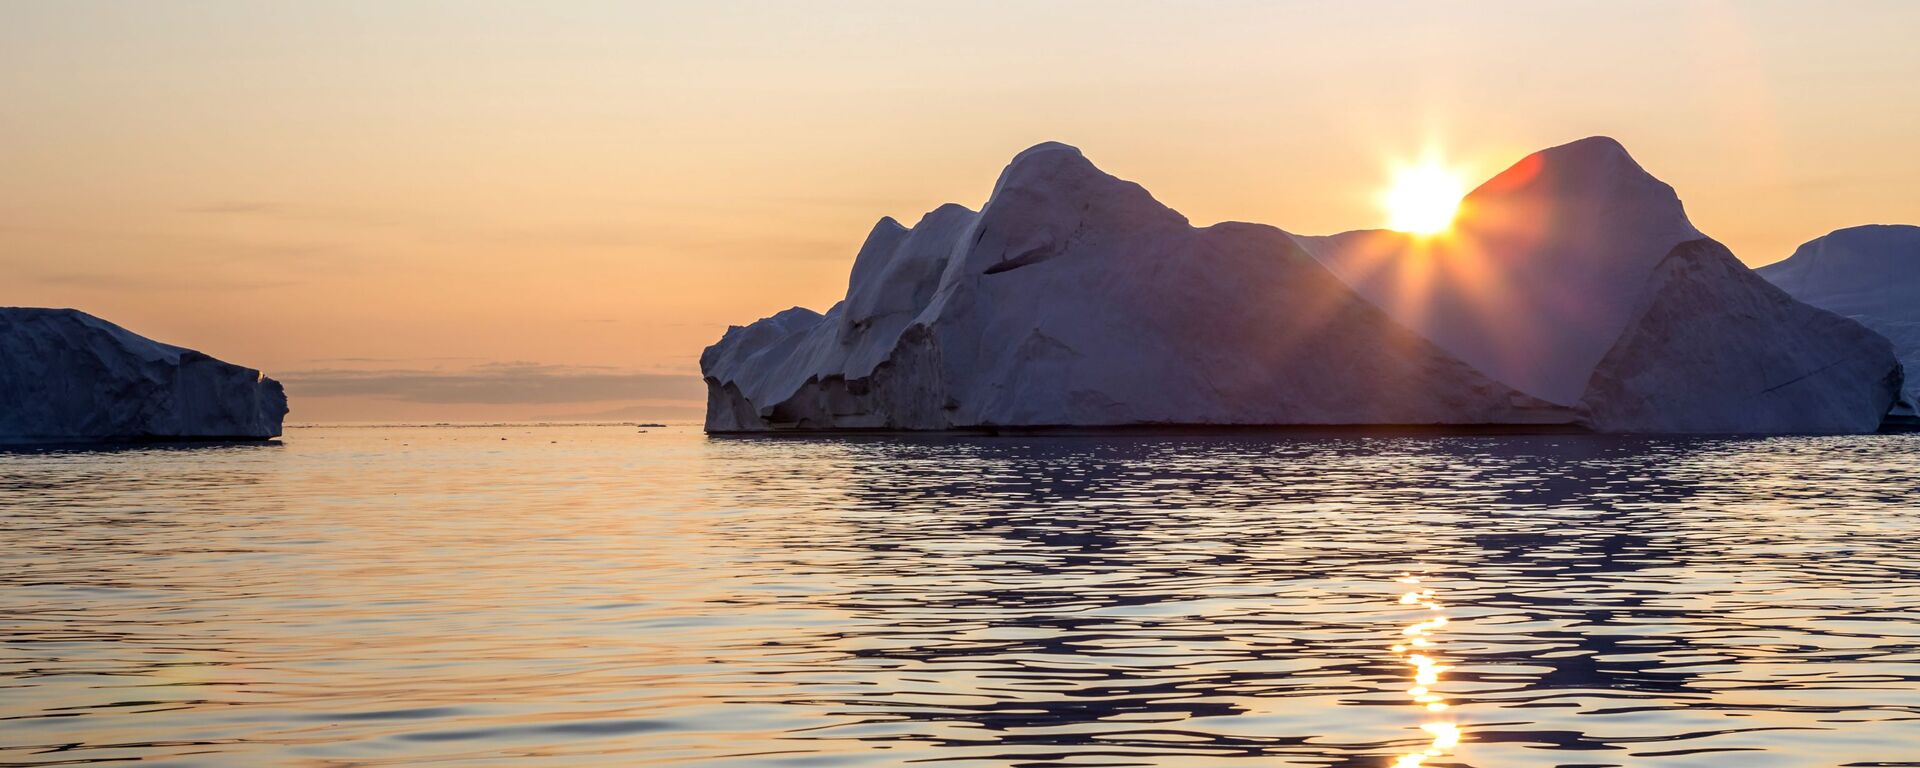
[1759,225,1920,417]
[702,140,1901,434]
[0,308,288,443]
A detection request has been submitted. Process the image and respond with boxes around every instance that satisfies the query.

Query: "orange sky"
[5,2,1919,422]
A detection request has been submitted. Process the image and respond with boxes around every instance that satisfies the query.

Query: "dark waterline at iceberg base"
[4,425,1919,766]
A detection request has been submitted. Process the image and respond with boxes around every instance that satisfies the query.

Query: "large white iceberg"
[0,308,288,442]
[1759,225,1920,416]
[703,140,1900,434]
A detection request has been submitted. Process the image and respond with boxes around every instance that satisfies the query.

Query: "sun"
[1382,162,1467,236]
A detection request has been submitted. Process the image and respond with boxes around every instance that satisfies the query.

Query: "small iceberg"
[0,308,288,443]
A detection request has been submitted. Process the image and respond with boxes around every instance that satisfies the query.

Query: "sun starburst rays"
[1382,161,1468,236]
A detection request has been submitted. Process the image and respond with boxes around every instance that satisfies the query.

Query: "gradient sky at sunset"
[6,1,1919,422]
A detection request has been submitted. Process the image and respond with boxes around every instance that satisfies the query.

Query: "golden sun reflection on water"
[8,429,1920,765]
[1390,572,1460,768]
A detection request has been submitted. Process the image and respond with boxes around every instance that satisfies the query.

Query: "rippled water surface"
[4,425,1920,767]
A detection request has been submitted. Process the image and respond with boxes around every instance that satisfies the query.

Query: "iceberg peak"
[1002,141,1088,172]
[982,142,1101,203]
[1537,134,1633,165]
[1469,136,1688,219]
[984,142,1168,215]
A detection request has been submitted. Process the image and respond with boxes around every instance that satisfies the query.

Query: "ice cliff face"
[0,308,288,442]
[1759,225,1920,416]
[703,140,1900,434]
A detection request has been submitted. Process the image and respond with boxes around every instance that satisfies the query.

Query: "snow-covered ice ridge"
[1760,225,1920,418]
[703,139,1901,434]
[1,308,288,442]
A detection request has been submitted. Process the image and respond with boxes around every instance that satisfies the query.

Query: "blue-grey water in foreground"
[3,425,1920,767]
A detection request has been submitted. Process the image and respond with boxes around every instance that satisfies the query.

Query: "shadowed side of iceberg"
[1758,225,1920,418]
[1302,136,1901,433]
[1579,239,1901,433]
[0,308,289,443]
[1301,136,1706,406]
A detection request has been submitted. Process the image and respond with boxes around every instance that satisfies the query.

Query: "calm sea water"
[3,425,1919,767]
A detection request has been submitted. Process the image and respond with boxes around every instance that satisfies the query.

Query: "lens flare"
[1389,572,1462,766]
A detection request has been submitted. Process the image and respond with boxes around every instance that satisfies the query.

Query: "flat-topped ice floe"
[0,308,288,443]
[1759,225,1920,417]
[702,140,1901,434]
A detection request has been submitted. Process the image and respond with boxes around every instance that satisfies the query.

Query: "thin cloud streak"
[281,362,704,405]
[26,272,306,291]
